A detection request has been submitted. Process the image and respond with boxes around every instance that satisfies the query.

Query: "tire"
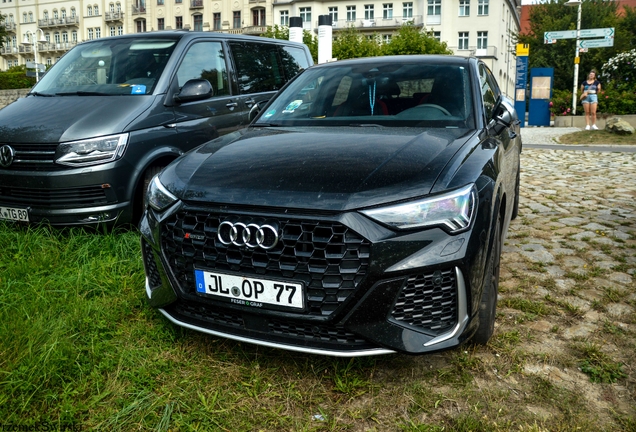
[134,165,164,224]
[473,212,502,345]
[511,169,520,220]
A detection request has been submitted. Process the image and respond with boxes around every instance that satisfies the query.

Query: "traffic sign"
[579,27,614,39]
[544,30,577,42]
[579,38,614,49]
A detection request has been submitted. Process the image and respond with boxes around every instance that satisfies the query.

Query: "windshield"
[255,62,475,129]
[32,38,178,96]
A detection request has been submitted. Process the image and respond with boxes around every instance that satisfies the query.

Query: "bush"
[550,88,575,116]
[601,49,636,91]
[0,66,36,90]
[550,82,636,116]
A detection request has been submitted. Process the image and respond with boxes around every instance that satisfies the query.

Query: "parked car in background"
[140,55,522,356]
[0,31,312,226]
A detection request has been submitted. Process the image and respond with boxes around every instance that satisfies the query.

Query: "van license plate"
[0,206,29,222]
[195,269,304,309]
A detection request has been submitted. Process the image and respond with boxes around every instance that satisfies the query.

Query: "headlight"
[147,175,178,211]
[55,133,129,166]
[361,184,477,233]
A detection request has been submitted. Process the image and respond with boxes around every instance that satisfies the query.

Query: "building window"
[44,11,49,20]
[214,13,221,30]
[117,3,122,13]
[427,0,440,16]
[45,33,50,42]
[62,31,68,42]
[382,34,391,43]
[478,0,488,15]
[176,0,182,3]
[459,0,469,16]
[47,58,52,66]
[329,7,338,22]
[403,2,413,18]
[458,32,469,50]
[280,10,288,26]
[28,12,33,22]
[432,31,441,41]
[158,0,164,4]
[477,31,487,49]
[364,5,374,20]
[175,16,183,29]
[88,28,94,40]
[233,11,240,28]
[194,14,203,31]
[117,25,123,35]
[158,18,164,30]
[346,6,356,21]
[22,13,27,23]
[71,8,76,18]
[300,7,311,24]
[383,4,393,19]
[88,6,93,16]
[61,9,66,18]
[71,31,77,42]
[110,26,116,36]
[252,8,265,26]
[137,19,147,32]
[54,32,60,43]
[110,3,115,13]
[53,10,59,19]
[95,27,101,38]
[94,5,99,15]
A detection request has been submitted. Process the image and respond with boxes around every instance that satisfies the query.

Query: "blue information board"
[528,68,554,127]
[514,45,529,128]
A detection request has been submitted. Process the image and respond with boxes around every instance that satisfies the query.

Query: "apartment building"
[1,0,520,96]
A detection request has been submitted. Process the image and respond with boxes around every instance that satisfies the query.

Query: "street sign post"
[579,38,614,49]
[544,30,577,43]
[579,27,615,38]
[544,27,614,44]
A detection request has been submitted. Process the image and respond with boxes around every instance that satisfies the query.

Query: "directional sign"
[579,38,614,49]
[579,27,614,39]
[544,30,577,42]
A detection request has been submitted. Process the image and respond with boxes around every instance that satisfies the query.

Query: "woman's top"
[581,79,601,95]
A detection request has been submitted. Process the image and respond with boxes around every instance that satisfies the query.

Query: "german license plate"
[194,269,304,310]
[0,206,29,222]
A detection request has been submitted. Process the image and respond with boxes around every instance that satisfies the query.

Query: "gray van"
[0,31,312,226]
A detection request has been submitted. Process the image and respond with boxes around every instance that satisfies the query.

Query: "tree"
[332,26,381,60]
[381,23,453,56]
[516,0,627,92]
[261,25,318,64]
[0,14,7,48]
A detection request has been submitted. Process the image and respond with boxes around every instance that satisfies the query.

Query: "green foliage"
[380,23,453,56]
[550,88,574,116]
[550,80,636,115]
[577,343,627,383]
[516,0,632,92]
[0,13,7,47]
[260,25,318,64]
[332,26,382,60]
[0,65,36,89]
[601,48,636,90]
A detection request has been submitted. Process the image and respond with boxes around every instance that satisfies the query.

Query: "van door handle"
[226,102,238,109]
[245,98,256,108]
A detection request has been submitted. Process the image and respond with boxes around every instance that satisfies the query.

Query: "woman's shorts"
[582,94,598,104]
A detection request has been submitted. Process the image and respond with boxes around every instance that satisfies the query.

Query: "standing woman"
[580,70,602,130]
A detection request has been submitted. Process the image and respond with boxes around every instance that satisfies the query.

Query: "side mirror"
[248,100,269,122]
[173,79,213,104]
[488,95,516,135]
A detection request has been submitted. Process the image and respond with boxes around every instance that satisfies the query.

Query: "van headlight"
[55,133,129,166]
[361,184,477,233]
[147,175,178,211]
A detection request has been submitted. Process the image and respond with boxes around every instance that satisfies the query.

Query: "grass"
[0,221,635,431]
[557,129,636,145]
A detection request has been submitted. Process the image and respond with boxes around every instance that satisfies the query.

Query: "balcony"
[39,42,78,53]
[38,17,80,28]
[3,22,17,33]
[0,46,20,56]
[215,26,268,35]
[330,15,423,30]
[132,5,146,15]
[105,12,124,22]
[190,0,204,8]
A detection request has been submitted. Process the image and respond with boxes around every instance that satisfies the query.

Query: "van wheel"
[133,165,164,224]
[473,212,502,345]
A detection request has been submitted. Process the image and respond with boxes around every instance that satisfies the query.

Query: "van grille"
[0,143,62,171]
[0,185,108,208]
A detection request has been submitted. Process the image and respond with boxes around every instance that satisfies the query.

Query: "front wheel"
[472,212,502,345]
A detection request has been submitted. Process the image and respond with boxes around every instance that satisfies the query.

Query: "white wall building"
[1,0,520,97]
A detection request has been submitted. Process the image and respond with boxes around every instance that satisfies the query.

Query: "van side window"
[176,41,229,96]
[229,42,284,94]
[280,46,311,80]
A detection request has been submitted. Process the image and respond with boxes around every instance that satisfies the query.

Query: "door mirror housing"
[174,79,213,104]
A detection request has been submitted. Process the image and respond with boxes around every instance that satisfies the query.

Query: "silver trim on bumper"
[424,267,469,347]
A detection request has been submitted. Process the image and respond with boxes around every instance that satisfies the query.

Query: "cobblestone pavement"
[495,126,636,418]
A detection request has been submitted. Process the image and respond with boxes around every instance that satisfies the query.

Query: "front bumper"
[140,201,490,356]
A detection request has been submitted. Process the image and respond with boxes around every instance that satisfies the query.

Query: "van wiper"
[55,91,113,96]
[349,123,384,127]
[27,91,54,97]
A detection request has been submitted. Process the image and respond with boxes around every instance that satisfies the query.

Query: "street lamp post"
[22,29,46,82]
[565,0,582,115]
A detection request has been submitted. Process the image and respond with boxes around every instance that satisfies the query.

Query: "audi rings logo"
[0,145,15,168]
[218,220,280,250]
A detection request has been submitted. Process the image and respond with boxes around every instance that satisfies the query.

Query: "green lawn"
[1,223,634,431]
[558,129,636,145]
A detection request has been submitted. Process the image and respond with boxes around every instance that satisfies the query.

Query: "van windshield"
[31,38,178,96]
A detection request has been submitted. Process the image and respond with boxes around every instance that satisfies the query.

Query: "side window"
[229,42,284,94]
[176,41,229,96]
[479,63,497,119]
[280,46,310,81]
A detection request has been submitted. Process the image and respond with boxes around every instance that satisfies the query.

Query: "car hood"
[163,127,475,211]
[0,95,160,143]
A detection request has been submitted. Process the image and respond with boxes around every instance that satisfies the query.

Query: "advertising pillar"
[318,15,333,64]
[289,17,303,44]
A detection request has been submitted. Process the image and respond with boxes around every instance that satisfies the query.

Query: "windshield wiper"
[55,91,113,96]
[27,91,54,97]
[348,123,384,127]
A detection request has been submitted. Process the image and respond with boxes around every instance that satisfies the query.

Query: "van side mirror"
[174,79,213,104]
[488,96,516,136]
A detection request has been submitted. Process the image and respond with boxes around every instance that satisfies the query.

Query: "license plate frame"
[194,269,305,311]
[0,206,29,222]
